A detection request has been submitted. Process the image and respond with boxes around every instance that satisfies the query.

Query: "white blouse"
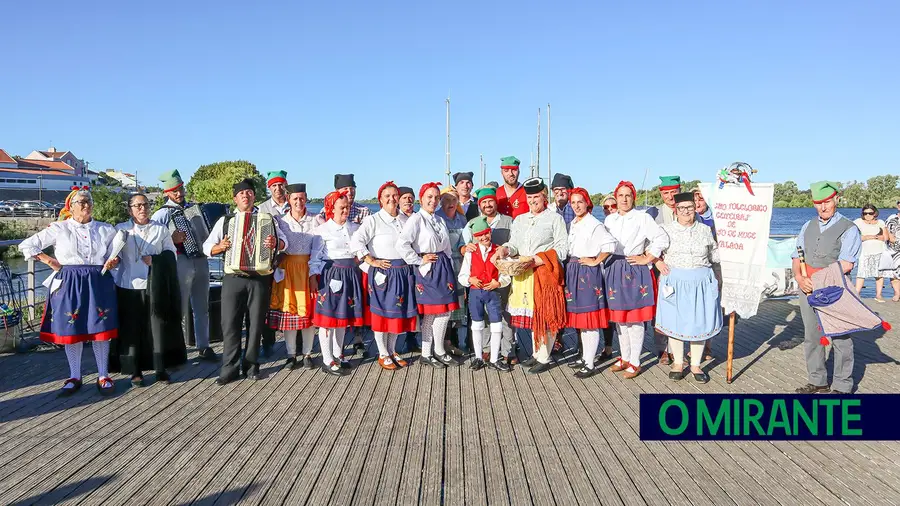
[604,210,669,257]
[567,214,617,258]
[276,214,320,255]
[19,219,117,266]
[397,210,452,265]
[313,219,360,262]
[350,209,408,261]
[660,221,719,269]
[112,220,177,290]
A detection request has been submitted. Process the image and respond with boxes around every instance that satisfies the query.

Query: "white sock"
[319,327,335,365]
[489,322,502,363]
[581,330,600,369]
[283,330,298,356]
[65,342,83,380]
[300,328,315,355]
[333,328,346,360]
[617,323,632,367]
[374,331,389,358]
[432,314,449,356]
[420,314,435,358]
[93,340,110,378]
[471,321,486,359]
[387,333,398,355]
[628,324,644,371]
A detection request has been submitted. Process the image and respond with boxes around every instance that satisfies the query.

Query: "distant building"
[0,147,96,202]
[104,169,137,188]
[24,147,87,176]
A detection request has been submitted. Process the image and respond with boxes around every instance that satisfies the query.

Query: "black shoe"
[692,371,709,384]
[339,359,352,369]
[131,376,145,387]
[238,370,248,380]
[522,357,538,367]
[97,377,116,396]
[302,355,314,370]
[284,358,299,370]
[421,356,447,368]
[568,358,586,370]
[198,347,218,362]
[490,360,511,372]
[246,373,260,381]
[795,383,830,394]
[322,362,347,377]
[434,353,458,366]
[469,358,486,371]
[574,366,600,379]
[527,362,553,375]
[215,376,234,386]
[445,342,465,357]
[598,349,614,361]
[156,371,171,384]
[58,378,82,397]
[669,369,685,381]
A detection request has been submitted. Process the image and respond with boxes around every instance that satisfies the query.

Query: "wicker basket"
[495,257,532,277]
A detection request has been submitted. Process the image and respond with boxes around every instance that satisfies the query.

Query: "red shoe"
[378,357,398,371]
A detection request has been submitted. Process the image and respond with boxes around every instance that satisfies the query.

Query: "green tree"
[865,175,899,207]
[92,185,129,224]
[186,160,266,204]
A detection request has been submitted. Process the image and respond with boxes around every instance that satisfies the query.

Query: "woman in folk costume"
[603,181,669,379]
[654,192,722,383]
[19,187,121,396]
[564,188,616,379]
[397,182,460,368]
[312,191,363,376]
[880,199,900,300]
[436,186,469,356]
[457,217,512,371]
[110,193,185,387]
[270,183,323,371]
[494,177,569,375]
[350,181,417,370]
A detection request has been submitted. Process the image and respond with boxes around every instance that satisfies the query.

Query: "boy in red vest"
[458,217,512,371]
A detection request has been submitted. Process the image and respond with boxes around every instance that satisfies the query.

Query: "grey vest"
[802,216,854,268]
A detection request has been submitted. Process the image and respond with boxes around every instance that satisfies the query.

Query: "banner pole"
[726,312,736,383]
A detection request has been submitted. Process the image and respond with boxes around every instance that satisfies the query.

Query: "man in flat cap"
[496,156,529,219]
[495,177,568,374]
[646,174,682,364]
[258,170,291,216]
[793,181,862,394]
[151,169,217,362]
[547,173,576,231]
[317,173,372,226]
[453,172,480,221]
[203,178,287,384]
[398,186,416,218]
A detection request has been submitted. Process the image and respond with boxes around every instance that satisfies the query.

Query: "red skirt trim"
[369,313,418,333]
[566,309,610,330]
[511,315,533,329]
[40,329,118,345]
[608,305,655,324]
[418,302,460,315]
[313,313,364,329]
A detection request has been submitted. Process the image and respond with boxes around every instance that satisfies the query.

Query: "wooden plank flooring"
[1,297,900,505]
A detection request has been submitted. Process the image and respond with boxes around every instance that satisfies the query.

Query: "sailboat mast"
[547,103,551,183]
[445,97,451,185]
[536,108,541,180]
[480,154,485,187]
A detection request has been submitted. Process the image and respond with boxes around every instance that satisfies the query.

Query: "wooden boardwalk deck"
[1,297,899,505]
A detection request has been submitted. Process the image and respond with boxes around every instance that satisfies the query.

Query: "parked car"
[14,201,56,218]
[0,201,14,217]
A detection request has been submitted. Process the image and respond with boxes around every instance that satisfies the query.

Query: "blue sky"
[3,1,898,198]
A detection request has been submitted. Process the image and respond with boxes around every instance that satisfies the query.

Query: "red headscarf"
[419,182,441,200]
[613,180,637,200]
[569,187,593,213]
[323,190,349,221]
[377,181,398,206]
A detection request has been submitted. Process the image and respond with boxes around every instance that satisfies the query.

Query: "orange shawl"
[532,249,567,347]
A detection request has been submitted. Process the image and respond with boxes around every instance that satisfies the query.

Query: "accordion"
[223,211,278,276]
[167,203,228,258]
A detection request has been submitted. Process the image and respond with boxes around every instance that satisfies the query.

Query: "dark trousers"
[602,325,614,348]
[220,274,272,379]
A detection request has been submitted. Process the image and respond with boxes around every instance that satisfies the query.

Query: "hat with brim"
[500,156,520,170]
[470,216,491,237]
[674,192,694,204]
[159,169,184,193]
[334,173,356,189]
[267,170,288,187]
[286,183,306,194]
[232,178,255,196]
[811,181,840,203]
[398,186,414,198]
[523,177,546,195]
[453,172,474,185]
[659,175,681,191]
[551,173,574,189]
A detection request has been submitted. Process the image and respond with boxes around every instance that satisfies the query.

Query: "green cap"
[810,181,840,203]
[659,175,681,190]
[500,156,520,169]
[266,170,288,187]
[475,187,497,203]
[470,216,491,237]
[159,169,184,192]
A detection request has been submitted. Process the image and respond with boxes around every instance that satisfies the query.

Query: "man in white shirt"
[203,179,285,384]
[257,170,290,216]
[151,169,217,362]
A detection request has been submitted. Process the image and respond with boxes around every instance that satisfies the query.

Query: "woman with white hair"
[19,187,121,396]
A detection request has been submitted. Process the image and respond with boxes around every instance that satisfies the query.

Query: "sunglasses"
[603,205,617,210]
[863,211,876,216]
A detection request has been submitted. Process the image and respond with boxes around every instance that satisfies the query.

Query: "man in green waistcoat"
[792,181,862,394]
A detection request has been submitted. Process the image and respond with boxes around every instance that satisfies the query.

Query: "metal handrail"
[0,239,52,325]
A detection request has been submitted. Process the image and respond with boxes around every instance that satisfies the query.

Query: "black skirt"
[109,287,187,375]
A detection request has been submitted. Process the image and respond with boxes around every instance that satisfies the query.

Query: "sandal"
[97,377,115,396]
[623,365,642,379]
[58,378,82,397]
[610,359,628,372]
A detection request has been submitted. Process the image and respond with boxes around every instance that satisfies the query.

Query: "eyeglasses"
[71,200,92,207]
[676,206,695,212]
[130,203,150,209]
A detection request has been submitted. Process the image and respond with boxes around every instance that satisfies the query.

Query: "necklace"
[132,222,151,261]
